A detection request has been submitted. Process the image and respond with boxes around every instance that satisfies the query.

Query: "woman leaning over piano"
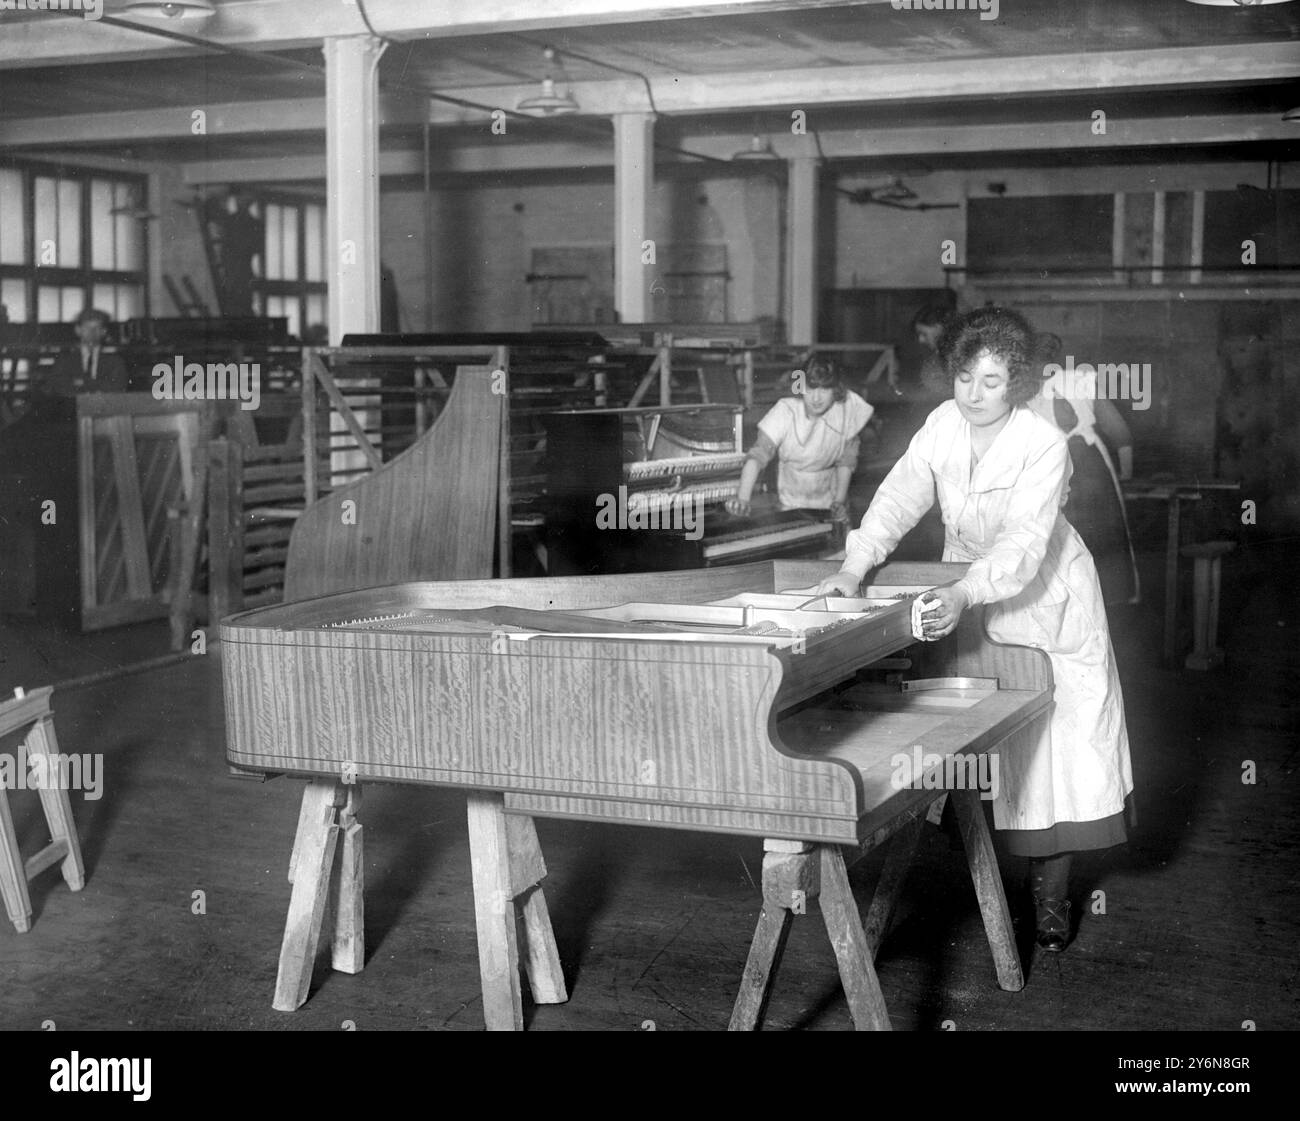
[724,358,873,542]
[815,307,1134,953]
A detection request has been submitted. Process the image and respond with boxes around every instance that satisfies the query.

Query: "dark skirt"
[999,794,1137,858]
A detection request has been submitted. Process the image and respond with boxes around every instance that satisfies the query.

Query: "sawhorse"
[0,687,87,933]
[730,788,1023,1030]
[272,780,567,1029]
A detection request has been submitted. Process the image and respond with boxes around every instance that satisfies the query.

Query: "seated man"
[40,307,130,398]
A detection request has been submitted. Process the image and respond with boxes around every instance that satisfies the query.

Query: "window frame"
[0,157,150,325]
[249,189,328,340]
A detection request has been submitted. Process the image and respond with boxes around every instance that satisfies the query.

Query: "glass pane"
[92,283,115,316]
[266,294,299,338]
[281,204,299,281]
[305,293,326,335]
[37,286,62,321]
[91,179,115,270]
[58,179,81,268]
[62,286,84,322]
[304,204,324,282]
[0,168,27,265]
[1,278,28,322]
[34,177,57,267]
[115,182,142,271]
[265,204,283,279]
[116,285,141,321]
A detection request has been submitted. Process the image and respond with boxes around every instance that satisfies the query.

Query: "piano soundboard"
[322,589,901,645]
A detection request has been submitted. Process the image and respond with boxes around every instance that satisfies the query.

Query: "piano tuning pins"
[329,612,415,628]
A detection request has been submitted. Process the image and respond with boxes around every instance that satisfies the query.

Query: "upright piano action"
[223,560,1052,1029]
[545,405,835,574]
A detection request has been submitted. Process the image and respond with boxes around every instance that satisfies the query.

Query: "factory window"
[0,161,147,325]
[254,196,327,340]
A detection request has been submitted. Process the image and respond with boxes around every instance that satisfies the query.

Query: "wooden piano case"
[222,560,1052,1029]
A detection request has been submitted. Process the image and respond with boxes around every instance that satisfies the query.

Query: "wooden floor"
[0,542,1296,1032]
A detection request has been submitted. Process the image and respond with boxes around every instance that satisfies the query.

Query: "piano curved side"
[221,620,864,839]
[283,366,505,602]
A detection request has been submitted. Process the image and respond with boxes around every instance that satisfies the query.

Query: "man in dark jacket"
[40,307,130,397]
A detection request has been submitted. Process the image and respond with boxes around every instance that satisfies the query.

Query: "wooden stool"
[0,687,87,933]
[1180,541,1236,671]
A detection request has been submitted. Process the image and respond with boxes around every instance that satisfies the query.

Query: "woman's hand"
[724,496,753,517]
[815,570,860,598]
[829,500,849,524]
[919,585,968,641]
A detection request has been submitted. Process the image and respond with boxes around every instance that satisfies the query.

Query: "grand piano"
[222,559,1052,1030]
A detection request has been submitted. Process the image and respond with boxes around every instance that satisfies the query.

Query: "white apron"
[843,400,1134,831]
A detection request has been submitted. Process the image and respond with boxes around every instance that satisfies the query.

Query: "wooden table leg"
[273,780,345,1012]
[328,785,364,975]
[729,840,813,1032]
[0,785,33,933]
[861,814,925,956]
[27,716,86,892]
[286,782,319,885]
[731,840,811,1031]
[729,902,794,1031]
[504,813,567,1006]
[951,788,1023,993]
[819,845,892,1031]
[467,793,525,1031]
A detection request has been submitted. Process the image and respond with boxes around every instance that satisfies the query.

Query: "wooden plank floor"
[0,543,1295,1031]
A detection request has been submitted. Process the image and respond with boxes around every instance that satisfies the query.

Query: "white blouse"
[757,391,873,509]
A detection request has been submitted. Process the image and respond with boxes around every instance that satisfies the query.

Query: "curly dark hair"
[932,306,1042,407]
[794,356,847,402]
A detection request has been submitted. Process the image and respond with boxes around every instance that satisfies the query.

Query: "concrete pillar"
[787,156,820,346]
[613,112,655,324]
[323,34,387,343]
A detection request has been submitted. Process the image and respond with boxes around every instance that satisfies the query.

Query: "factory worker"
[817,306,1134,953]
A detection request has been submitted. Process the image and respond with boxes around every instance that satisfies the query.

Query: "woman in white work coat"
[817,307,1134,953]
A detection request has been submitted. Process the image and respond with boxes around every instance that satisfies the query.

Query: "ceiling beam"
[0,0,891,66]
[0,95,426,147]
[4,43,1296,149]
[413,44,1300,121]
[178,113,1298,184]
